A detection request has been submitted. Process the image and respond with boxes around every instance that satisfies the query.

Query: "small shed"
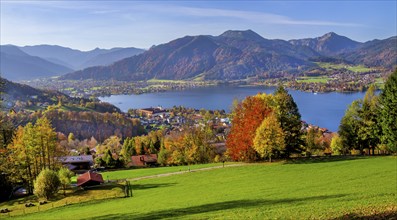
[130,154,158,167]
[77,171,104,188]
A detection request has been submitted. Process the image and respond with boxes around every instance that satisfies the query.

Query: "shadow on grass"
[0,195,38,207]
[332,210,397,220]
[89,194,347,220]
[285,155,373,165]
[84,185,121,191]
[131,183,177,191]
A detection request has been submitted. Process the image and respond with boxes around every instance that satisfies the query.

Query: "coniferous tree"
[359,84,380,154]
[379,69,397,152]
[273,86,303,157]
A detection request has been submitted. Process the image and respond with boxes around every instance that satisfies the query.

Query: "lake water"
[99,86,366,132]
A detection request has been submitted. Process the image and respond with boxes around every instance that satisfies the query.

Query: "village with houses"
[57,105,335,176]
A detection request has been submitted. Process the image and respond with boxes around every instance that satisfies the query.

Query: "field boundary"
[126,163,247,182]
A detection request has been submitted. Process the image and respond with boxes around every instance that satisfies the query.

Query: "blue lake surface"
[99,86,366,132]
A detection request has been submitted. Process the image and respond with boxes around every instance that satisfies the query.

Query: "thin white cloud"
[137,5,365,27]
[90,9,120,15]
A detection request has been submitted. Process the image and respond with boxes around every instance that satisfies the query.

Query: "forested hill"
[1,77,144,141]
[338,36,397,69]
[7,110,145,142]
[1,77,118,113]
[1,76,79,108]
[60,30,396,81]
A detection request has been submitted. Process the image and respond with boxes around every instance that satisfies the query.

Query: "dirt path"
[126,163,247,182]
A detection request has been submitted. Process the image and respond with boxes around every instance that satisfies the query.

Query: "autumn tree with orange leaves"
[226,95,273,161]
[226,86,303,162]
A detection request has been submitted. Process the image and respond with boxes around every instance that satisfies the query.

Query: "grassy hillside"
[4,156,397,219]
[316,62,375,73]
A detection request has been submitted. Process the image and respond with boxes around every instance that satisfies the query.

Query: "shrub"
[34,169,60,200]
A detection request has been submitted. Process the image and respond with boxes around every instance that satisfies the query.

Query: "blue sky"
[1,1,396,51]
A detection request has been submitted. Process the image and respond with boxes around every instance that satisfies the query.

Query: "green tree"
[358,84,380,154]
[102,149,116,168]
[34,169,60,200]
[100,135,122,154]
[273,86,303,157]
[330,134,344,155]
[253,114,285,162]
[58,167,74,196]
[120,137,136,164]
[379,69,397,153]
[339,100,361,153]
[339,85,381,154]
[157,146,169,166]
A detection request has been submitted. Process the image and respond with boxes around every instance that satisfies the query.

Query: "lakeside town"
[21,63,388,99]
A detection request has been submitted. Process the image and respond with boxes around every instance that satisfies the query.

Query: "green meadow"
[316,62,375,73]
[3,156,396,219]
[296,76,332,83]
[101,162,236,181]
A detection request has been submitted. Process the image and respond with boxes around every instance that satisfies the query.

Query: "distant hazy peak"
[0,45,29,56]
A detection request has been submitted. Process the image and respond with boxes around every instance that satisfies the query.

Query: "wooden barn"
[77,171,104,188]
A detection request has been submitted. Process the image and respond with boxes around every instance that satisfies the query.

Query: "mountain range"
[19,45,145,69]
[0,45,144,81]
[61,30,396,81]
[1,30,396,82]
[0,45,74,81]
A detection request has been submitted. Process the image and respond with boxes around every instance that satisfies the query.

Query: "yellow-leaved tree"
[253,114,285,162]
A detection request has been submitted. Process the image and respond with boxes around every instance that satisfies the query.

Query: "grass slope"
[6,157,397,219]
[102,163,236,181]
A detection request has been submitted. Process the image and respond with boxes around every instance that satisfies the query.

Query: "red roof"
[130,154,158,167]
[77,171,104,187]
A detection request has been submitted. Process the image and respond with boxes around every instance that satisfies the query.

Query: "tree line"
[6,109,145,142]
[337,69,397,154]
[96,125,220,168]
[226,70,396,163]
